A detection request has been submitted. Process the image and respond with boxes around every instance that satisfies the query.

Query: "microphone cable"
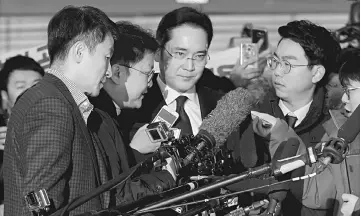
[54,163,140,216]
[134,173,317,215]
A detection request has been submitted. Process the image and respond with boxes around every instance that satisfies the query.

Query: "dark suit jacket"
[117,74,225,163]
[227,87,331,216]
[87,107,176,207]
[4,73,104,216]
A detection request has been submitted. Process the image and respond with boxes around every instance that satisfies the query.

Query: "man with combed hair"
[4,5,117,215]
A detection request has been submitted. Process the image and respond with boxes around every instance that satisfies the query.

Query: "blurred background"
[0,0,354,58]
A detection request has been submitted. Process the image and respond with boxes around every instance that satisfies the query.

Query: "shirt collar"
[48,68,93,121]
[113,101,121,116]
[279,99,313,123]
[156,75,199,107]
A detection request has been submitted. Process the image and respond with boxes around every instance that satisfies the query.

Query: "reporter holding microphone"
[252,48,360,216]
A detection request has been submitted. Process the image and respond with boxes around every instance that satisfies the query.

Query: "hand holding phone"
[251,111,276,127]
[251,111,277,139]
[240,43,259,69]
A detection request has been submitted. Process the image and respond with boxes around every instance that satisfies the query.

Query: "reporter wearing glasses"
[229,20,341,216]
[88,21,177,207]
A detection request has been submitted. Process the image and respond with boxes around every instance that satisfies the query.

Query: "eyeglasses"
[121,65,154,83]
[343,86,360,99]
[163,47,210,67]
[267,56,310,74]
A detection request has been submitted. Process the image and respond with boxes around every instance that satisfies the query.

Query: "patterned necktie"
[285,114,298,129]
[174,96,193,136]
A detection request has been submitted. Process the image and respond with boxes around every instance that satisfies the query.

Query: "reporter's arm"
[252,115,306,158]
[21,98,73,213]
[115,169,176,205]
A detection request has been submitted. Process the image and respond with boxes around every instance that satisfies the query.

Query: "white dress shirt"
[113,101,121,116]
[279,99,313,127]
[157,76,202,135]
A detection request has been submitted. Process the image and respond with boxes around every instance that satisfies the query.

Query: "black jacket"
[226,87,332,216]
[89,94,176,207]
[117,74,225,163]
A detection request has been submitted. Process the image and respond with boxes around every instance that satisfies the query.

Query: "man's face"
[272,38,320,102]
[3,69,42,109]
[81,34,114,97]
[342,79,360,117]
[123,52,155,109]
[158,24,208,93]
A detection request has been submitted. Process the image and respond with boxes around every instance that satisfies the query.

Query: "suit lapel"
[44,74,102,186]
[197,86,218,119]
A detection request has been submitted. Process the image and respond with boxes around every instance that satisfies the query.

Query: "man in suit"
[89,21,176,208]
[229,20,341,216]
[91,21,161,158]
[119,7,225,162]
[3,5,118,215]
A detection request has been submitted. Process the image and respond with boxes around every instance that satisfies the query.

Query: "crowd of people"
[0,3,359,216]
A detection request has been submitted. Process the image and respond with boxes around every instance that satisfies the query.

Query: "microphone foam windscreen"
[199,87,253,147]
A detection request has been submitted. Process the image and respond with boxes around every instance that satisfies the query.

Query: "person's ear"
[311,65,326,84]
[71,41,87,63]
[110,64,127,85]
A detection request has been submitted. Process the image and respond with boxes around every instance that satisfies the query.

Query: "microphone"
[158,178,211,198]
[182,87,255,166]
[135,139,312,214]
[178,200,218,216]
[272,146,317,177]
[139,145,171,171]
[51,146,170,216]
[321,105,360,165]
[267,138,301,214]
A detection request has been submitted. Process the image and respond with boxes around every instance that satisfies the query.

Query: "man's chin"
[123,101,142,109]
[274,89,287,99]
[174,84,195,93]
[85,88,100,97]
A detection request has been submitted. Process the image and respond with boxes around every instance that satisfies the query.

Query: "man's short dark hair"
[47,5,118,64]
[156,7,213,47]
[0,55,45,91]
[278,20,341,86]
[111,21,158,66]
[338,48,360,86]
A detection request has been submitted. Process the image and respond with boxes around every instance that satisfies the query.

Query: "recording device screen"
[148,128,162,141]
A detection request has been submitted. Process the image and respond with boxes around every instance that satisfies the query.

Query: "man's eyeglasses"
[163,47,210,67]
[267,56,310,74]
[121,65,154,83]
[343,86,360,99]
